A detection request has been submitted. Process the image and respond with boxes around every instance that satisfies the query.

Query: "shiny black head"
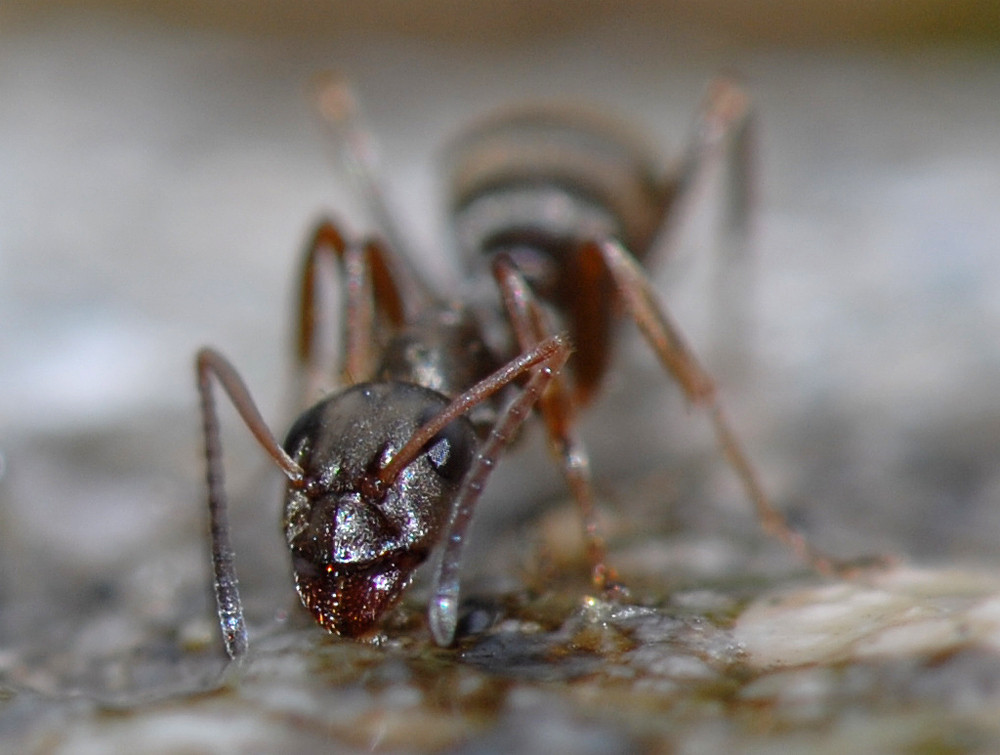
[282,381,476,636]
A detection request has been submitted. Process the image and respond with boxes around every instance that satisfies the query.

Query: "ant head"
[281,381,476,637]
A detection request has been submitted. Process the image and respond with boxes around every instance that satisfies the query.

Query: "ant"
[196,76,856,661]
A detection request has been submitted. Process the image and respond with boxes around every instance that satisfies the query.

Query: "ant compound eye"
[427,423,474,482]
[427,434,455,480]
[417,408,475,484]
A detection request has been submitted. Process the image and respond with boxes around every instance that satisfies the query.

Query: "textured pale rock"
[736,567,1000,668]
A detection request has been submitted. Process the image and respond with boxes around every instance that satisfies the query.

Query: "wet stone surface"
[6,441,1000,755]
[5,409,1000,752]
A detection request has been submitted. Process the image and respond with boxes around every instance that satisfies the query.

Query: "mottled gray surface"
[3,7,1000,753]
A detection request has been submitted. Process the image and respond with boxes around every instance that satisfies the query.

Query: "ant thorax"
[375,307,502,412]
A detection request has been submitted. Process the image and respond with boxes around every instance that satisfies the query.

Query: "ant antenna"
[197,348,306,660]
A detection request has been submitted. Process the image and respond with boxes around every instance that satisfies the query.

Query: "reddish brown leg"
[196,348,305,660]
[296,220,345,372]
[491,255,618,592]
[296,220,408,397]
[584,238,876,577]
[422,334,573,646]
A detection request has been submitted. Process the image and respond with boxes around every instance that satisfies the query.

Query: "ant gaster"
[196,76,853,660]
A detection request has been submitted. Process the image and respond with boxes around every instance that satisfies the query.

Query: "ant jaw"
[291,549,426,637]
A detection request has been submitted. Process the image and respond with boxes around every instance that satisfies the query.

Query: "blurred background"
[1,0,1000,707]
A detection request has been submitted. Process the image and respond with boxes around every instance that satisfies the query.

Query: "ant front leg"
[423,334,572,646]
[296,219,415,398]
[580,237,880,578]
[196,348,305,660]
[491,255,619,593]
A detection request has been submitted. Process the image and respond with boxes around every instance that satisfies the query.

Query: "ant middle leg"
[580,237,884,578]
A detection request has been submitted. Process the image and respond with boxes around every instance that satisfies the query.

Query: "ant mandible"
[196,75,852,660]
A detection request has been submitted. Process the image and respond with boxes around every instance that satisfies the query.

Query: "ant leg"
[312,73,436,310]
[662,78,756,366]
[385,334,572,646]
[670,77,755,252]
[296,220,348,398]
[584,238,871,577]
[296,220,408,396]
[491,255,617,592]
[196,348,305,660]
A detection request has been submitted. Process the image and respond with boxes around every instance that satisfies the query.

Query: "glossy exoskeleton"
[196,77,853,660]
